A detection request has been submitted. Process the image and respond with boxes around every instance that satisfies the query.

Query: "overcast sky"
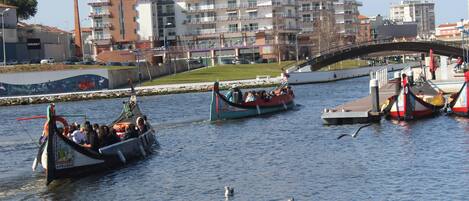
[27,0,468,31]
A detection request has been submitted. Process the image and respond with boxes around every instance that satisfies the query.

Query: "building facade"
[435,20,469,42]
[88,0,362,64]
[390,0,435,37]
[334,0,362,44]
[356,15,371,43]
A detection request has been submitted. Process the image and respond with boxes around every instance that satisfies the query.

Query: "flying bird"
[337,123,372,140]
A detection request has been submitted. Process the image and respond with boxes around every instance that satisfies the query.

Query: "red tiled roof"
[438,23,458,28]
[17,22,71,34]
[358,15,368,20]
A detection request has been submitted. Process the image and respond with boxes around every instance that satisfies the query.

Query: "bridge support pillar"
[370,79,380,113]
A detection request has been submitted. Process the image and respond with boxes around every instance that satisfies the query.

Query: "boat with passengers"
[25,84,156,185]
[210,81,295,121]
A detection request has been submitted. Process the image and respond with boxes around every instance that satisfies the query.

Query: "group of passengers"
[56,116,149,152]
[225,84,294,104]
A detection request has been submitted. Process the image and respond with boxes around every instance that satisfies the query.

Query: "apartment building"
[436,20,469,42]
[390,0,435,37]
[334,0,362,44]
[356,15,371,43]
[88,0,360,64]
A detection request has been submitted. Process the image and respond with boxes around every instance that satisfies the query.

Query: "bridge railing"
[370,67,388,88]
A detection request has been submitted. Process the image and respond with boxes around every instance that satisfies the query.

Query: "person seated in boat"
[107,128,122,145]
[71,124,87,145]
[260,90,270,101]
[225,84,243,104]
[245,91,256,102]
[123,124,139,140]
[416,90,424,99]
[82,123,100,151]
[92,123,99,133]
[136,117,148,135]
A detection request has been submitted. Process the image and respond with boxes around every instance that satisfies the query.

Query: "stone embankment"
[0,78,281,106]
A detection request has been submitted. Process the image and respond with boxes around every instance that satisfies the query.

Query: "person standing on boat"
[225,84,243,104]
[136,117,148,135]
[456,57,463,71]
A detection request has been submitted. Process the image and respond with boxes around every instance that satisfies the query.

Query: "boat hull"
[39,128,156,183]
[450,78,469,117]
[388,83,442,121]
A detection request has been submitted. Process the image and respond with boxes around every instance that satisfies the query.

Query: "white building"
[390,0,435,36]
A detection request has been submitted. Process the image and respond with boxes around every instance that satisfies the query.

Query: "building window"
[249,23,258,31]
[303,14,311,22]
[229,24,238,32]
[248,11,257,19]
[302,4,310,11]
[228,12,238,20]
[248,0,257,7]
[228,0,236,9]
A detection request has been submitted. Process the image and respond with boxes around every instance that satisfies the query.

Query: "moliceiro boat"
[210,82,295,121]
[31,87,156,185]
[386,75,445,120]
[449,71,469,116]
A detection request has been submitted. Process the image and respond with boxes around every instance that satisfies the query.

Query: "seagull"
[337,123,372,140]
[224,186,234,198]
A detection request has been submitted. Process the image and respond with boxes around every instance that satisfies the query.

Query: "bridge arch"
[296,42,464,71]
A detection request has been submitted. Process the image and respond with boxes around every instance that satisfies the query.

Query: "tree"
[2,0,38,20]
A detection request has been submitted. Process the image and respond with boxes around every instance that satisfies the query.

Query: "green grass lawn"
[143,61,296,86]
[318,59,369,71]
[0,64,135,74]
[144,59,370,86]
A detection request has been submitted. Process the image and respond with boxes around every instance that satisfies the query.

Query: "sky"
[27,0,468,31]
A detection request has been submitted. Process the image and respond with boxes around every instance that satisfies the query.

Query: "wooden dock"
[321,81,398,125]
[322,77,439,125]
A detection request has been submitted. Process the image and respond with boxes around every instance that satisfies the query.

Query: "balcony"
[93,22,112,30]
[186,4,215,12]
[93,34,112,40]
[88,0,111,7]
[89,11,111,18]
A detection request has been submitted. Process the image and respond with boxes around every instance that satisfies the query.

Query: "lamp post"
[295,31,302,63]
[1,8,10,67]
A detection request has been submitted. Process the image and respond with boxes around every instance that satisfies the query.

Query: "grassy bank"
[144,59,369,86]
[143,61,296,86]
[318,59,369,71]
[0,64,135,74]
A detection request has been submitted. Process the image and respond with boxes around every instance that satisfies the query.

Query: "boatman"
[225,84,243,104]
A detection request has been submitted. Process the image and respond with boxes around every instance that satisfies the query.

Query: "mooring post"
[394,72,401,95]
[370,79,380,113]
[408,70,414,86]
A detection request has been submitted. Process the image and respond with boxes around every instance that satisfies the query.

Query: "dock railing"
[370,67,388,88]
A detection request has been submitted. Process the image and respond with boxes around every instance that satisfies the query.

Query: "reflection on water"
[1,77,469,200]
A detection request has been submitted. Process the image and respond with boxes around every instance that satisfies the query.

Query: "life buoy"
[43,116,69,136]
[113,122,130,139]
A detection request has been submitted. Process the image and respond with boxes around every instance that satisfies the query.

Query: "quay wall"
[288,63,418,85]
[0,78,281,106]
[0,61,204,97]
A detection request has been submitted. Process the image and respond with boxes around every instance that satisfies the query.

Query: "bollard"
[370,79,380,113]
[408,71,414,86]
[394,72,401,95]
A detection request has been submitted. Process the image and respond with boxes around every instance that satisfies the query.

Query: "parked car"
[106,62,122,66]
[40,58,55,64]
[63,60,74,65]
[6,60,18,65]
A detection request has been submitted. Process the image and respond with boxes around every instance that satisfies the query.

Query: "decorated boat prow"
[210,81,295,121]
[449,71,469,116]
[387,74,444,120]
[29,82,156,185]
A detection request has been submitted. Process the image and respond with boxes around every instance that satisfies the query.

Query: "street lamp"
[295,31,302,63]
[1,8,10,67]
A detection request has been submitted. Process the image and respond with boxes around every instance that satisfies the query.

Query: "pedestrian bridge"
[292,41,463,72]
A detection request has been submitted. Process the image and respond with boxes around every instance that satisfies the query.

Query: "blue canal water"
[1,76,469,200]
